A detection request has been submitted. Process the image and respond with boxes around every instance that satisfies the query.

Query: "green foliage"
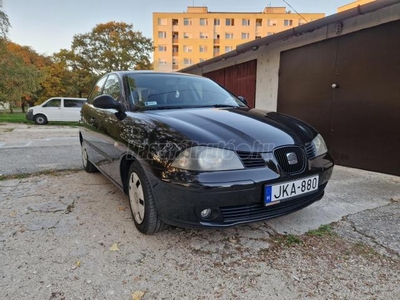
[0,17,153,113]
[0,0,10,39]
[0,44,44,112]
[307,224,334,237]
[71,21,153,75]
[0,112,29,123]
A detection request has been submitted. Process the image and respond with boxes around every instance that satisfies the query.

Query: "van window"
[64,99,85,108]
[43,99,61,107]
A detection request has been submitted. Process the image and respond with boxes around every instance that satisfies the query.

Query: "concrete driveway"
[0,123,399,299]
[0,123,81,176]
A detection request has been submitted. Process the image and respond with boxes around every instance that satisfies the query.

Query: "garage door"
[204,60,257,108]
[278,21,400,175]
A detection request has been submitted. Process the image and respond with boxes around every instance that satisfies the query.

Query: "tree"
[5,42,52,109]
[71,21,153,75]
[0,0,10,39]
[0,48,43,112]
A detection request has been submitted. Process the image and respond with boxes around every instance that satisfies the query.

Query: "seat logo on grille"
[286,152,298,165]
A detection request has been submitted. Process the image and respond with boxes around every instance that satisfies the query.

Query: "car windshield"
[125,73,247,110]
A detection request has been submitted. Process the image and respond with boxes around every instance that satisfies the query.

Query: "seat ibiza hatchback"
[80,71,334,234]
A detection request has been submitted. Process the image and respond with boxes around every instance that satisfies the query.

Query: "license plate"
[264,175,319,205]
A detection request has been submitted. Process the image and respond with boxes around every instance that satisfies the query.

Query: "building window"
[199,58,205,62]
[172,31,179,41]
[158,59,167,65]
[242,19,250,26]
[199,45,208,53]
[172,19,178,26]
[214,18,220,26]
[255,36,262,39]
[183,45,193,53]
[241,32,250,39]
[298,19,305,25]
[225,33,234,39]
[268,19,278,26]
[158,18,167,26]
[225,46,233,52]
[284,19,293,26]
[256,19,262,26]
[158,31,167,38]
[200,32,208,39]
[183,32,192,39]
[213,46,220,54]
[172,45,179,53]
[267,32,274,36]
[226,18,235,26]
[158,45,167,52]
[200,18,208,26]
[184,18,192,26]
[172,58,178,70]
[183,58,192,65]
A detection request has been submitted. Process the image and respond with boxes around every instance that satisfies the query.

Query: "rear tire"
[81,141,97,173]
[128,161,166,234]
[34,114,48,125]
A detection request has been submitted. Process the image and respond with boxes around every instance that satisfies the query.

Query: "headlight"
[312,134,328,157]
[171,146,244,171]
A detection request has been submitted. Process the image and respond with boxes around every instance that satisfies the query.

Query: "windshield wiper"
[202,104,239,108]
[141,106,184,110]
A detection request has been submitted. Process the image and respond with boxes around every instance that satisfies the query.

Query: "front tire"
[34,114,48,125]
[81,141,97,173]
[128,161,166,234]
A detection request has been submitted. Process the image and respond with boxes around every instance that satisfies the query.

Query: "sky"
[3,0,352,56]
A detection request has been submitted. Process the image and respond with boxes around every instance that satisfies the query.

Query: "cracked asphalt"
[0,123,399,299]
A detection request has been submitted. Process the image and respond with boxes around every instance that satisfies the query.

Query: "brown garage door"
[204,60,257,108]
[278,21,400,175]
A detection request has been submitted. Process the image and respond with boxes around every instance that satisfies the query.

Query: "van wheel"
[34,114,48,125]
[128,161,166,234]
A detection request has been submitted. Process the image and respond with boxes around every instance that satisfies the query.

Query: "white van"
[26,97,86,125]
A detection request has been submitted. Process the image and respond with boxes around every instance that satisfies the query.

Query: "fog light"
[200,208,212,219]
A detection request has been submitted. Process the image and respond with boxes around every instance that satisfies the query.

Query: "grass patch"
[0,112,79,126]
[271,233,303,247]
[0,169,81,181]
[0,112,30,123]
[307,224,335,237]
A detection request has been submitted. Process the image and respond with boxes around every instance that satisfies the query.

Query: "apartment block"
[153,6,325,71]
[338,0,376,13]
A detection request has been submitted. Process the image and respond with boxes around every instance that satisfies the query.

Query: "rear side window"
[43,99,61,107]
[64,99,85,108]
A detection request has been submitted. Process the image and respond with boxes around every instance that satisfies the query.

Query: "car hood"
[144,108,317,153]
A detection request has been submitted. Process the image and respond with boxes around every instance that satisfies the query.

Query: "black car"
[80,71,334,234]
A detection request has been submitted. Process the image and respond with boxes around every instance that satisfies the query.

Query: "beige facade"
[153,6,325,71]
[338,0,376,12]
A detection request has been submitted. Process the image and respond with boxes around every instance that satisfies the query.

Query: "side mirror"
[238,96,248,105]
[93,95,121,110]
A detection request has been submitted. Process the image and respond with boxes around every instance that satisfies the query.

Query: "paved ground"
[0,123,399,299]
[0,123,81,176]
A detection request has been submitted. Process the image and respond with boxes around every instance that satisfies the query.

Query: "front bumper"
[149,154,334,229]
[26,110,33,121]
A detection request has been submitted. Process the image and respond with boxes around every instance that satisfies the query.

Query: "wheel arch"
[33,113,48,124]
[120,154,136,195]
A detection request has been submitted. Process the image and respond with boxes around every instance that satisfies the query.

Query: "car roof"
[110,70,203,78]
